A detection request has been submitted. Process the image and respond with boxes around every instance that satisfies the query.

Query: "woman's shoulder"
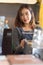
[13,27,21,29]
[12,27,18,33]
[12,27,19,30]
[12,27,22,34]
[14,27,23,32]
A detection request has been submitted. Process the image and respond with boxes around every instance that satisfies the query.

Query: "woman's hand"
[20,39,26,48]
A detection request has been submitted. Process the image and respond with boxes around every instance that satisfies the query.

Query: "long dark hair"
[15,4,35,29]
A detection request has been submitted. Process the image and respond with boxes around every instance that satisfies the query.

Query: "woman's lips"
[24,19,27,22]
[24,19,29,23]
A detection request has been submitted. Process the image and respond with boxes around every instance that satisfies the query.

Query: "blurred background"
[0,3,40,29]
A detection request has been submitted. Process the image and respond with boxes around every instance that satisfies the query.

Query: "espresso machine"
[32,27,43,60]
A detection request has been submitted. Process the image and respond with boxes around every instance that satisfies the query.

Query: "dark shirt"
[12,27,34,54]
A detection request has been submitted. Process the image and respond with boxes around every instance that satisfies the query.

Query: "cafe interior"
[0,0,43,65]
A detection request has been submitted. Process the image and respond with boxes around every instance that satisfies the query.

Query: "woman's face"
[20,8,31,24]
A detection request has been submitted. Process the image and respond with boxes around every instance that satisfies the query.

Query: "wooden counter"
[7,55,43,65]
[0,56,10,65]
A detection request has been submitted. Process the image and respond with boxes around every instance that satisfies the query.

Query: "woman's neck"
[22,24,32,31]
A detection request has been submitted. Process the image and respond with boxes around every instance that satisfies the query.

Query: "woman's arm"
[12,28,24,54]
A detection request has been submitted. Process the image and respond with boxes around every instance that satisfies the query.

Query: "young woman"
[12,4,36,54]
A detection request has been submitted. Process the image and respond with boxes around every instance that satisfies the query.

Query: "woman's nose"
[23,15,27,19]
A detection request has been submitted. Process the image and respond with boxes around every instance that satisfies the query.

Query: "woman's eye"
[26,12,28,15]
[20,12,29,17]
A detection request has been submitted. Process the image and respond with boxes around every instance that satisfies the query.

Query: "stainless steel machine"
[32,27,43,60]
